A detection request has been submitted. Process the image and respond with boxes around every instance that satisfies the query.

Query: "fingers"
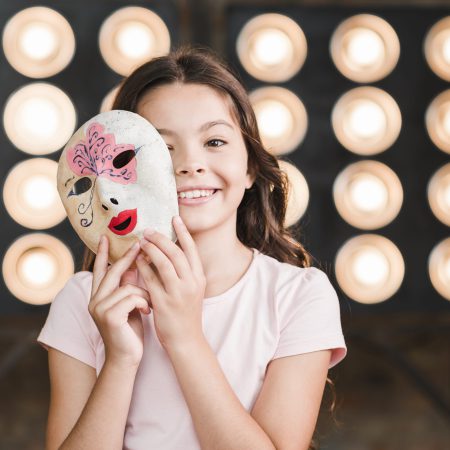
[171,216,204,278]
[92,235,108,296]
[100,295,151,326]
[94,241,141,300]
[136,255,165,300]
[90,284,152,316]
[141,230,190,280]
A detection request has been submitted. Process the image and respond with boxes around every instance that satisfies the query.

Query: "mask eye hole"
[113,150,135,169]
[68,177,92,197]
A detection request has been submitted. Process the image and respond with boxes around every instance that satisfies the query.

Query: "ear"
[245,171,255,190]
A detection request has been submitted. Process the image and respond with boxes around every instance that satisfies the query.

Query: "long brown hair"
[81,45,338,448]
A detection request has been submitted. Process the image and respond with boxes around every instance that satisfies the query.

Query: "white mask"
[57,109,178,263]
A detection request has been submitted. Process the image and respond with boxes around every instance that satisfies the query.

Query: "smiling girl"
[37,46,347,450]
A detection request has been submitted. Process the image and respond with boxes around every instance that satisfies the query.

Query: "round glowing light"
[100,84,121,112]
[18,248,58,288]
[237,13,307,82]
[3,158,66,229]
[250,87,308,155]
[428,163,450,226]
[335,234,404,304]
[2,233,74,305]
[429,237,450,302]
[424,17,450,82]
[333,161,403,229]
[332,86,401,155]
[99,7,170,76]
[330,14,400,83]
[278,160,309,227]
[3,82,77,155]
[425,90,450,154]
[2,7,75,78]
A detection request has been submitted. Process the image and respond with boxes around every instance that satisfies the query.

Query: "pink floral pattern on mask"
[67,122,137,184]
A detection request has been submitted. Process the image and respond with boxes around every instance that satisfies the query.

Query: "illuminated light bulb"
[333,160,402,230]
[250,86,308,155]
[346,100,387,139]
[425,18,450,81]
[2,233,74,305]
[429,237,450,302]
[22,175,56,209]
[335,234,404,304]
[3,158,66,229]
[115,21,155,59]
[256,100,293,139]
[348,174,388,213]
[332,86,401,155]
[252,29,292,66]
[428,163,450,226]
[330,14,399,83]
[99,7,170,76]
[19,22,57,60]
[17,248,57,288]
[346,27,384,67]
[352,247,389,287]
[3,82,76,155]
[278,160,309,227]
[2,7,75,78]
[236,13,307,82]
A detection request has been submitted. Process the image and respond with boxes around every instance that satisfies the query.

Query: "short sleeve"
[273,267,347,369]
[36,271,98,369]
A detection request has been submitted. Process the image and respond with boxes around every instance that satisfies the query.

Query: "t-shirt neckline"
[203,247,260,305]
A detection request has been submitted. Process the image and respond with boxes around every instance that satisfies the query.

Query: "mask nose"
[101,198,118,211]
[95,177,120,210]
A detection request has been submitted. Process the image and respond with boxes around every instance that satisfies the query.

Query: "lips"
[108,209,137,235]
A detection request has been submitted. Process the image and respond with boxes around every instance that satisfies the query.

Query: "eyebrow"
[157,120,234,136]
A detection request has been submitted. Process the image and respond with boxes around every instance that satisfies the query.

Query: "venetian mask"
[57,109,179,263]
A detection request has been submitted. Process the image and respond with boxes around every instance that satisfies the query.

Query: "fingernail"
[132,241,140,251]
[174,215,183,225]
[144,227,155,236]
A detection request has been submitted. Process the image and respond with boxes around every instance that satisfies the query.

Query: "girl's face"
[137,83,254,236]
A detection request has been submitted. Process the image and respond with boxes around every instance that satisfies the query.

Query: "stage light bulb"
[22,175,56,209]
[19,97,59,138]
[257,100,292,139]
[17,248,57,288]
[353,248,389,286]
[346,28,384,67]
[349,175,388,212]
[115,21,155,59]
[253,29,292,66]
[19,23,57,60]
[347,101,386,139]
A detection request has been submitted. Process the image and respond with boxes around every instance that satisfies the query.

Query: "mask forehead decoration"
[57,110,178,263]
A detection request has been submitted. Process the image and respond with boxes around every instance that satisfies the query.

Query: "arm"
[165,335,276,450]
[46,348,139,450]
[166,338,331,450]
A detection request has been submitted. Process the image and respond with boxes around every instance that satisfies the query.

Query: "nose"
[174,147,207,176]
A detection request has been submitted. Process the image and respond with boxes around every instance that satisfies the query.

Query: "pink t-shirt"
[37,247,347,450]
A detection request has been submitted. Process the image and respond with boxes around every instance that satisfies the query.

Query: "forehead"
[137,83,239,129]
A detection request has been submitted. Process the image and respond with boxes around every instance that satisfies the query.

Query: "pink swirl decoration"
[67,122,137,184]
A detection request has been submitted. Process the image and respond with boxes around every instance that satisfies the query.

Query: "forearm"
[165,336,276,450]
[59,360,138,450]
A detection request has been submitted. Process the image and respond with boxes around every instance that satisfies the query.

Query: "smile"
[108,209,137,235]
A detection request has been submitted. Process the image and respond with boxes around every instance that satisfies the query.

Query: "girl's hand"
[136,216,206,350]
[89,235,152,368]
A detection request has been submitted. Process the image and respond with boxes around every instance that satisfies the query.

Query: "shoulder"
[51,271,93,309]
[255,251,332,297]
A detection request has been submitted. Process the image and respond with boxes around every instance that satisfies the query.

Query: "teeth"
[178,189,215,199]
